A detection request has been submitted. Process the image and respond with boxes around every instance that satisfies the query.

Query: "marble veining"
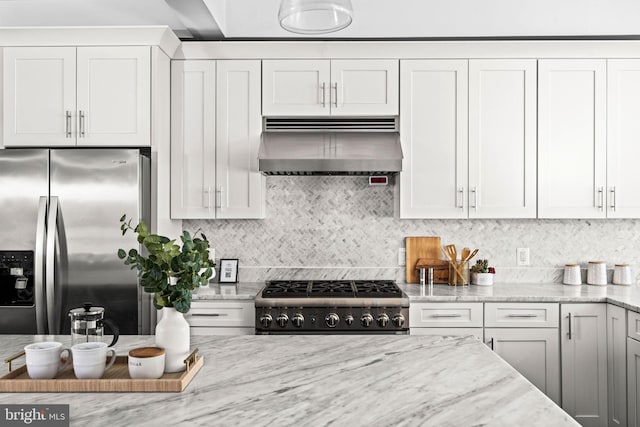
[184,176,640,284]
[0,335,577,427]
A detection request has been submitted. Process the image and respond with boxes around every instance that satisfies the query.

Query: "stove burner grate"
[261,279,401,298]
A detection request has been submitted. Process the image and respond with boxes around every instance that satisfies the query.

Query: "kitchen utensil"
[587,261,607,286]
[71,342,117,379]
[464,249,479,263]
[461,247,470,263]
[448,259,469,286]
[69,303,120,347]
[24,342,71,379]
[563,264,582,286]
[613,264,633,285]
[405,237,443,283]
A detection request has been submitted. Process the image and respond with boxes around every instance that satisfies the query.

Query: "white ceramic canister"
[613,264,633,286]
[587,261,607,286]
[563,264,582,286]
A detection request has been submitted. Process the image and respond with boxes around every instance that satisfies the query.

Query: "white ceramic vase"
[155,307,190,373]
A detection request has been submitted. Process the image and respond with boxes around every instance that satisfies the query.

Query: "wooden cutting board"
[405,236,447,284]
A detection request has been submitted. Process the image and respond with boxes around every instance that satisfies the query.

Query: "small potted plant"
[470,259,496,286]
[117,214,215,372]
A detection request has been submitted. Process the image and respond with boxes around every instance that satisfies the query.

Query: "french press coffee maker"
[69,302,120,347]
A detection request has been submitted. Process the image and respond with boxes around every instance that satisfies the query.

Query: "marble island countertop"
[0,334,578,427]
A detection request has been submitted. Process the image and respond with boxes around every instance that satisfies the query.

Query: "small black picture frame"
[219,259,239,283]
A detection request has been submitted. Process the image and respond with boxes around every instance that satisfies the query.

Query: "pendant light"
[278,0,353,35]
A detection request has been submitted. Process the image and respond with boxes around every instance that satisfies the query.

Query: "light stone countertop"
[192,282,263,300]
[0,334,578,427]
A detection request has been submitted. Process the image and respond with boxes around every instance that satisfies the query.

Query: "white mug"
[24,341,71,379]
[563,264,582,286]
[613,264,633,286]
[71,342,116,379]
[587,261,607,286]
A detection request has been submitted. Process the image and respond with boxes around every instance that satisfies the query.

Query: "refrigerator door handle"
[35,196,48,334]
[45,196,59,334]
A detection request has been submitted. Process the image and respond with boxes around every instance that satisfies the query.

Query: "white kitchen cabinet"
[629,335,640,427]
[538,59,607,219]
[561,303,608,427]
[262,59,398,116]
[409,302,483,339]
[3,46,150,147]
[468,59,537,218]
[171,60,265,220]
[607,304,627,427]
[399,60,468,219]
[484,303,560,405]
[185,300,255,335]
[607,59,640,218]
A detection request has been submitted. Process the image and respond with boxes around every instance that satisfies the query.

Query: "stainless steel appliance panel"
[49,149,143,335]
[0,150,48,333]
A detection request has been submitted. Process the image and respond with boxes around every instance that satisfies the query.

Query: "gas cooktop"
[261,279,403,299]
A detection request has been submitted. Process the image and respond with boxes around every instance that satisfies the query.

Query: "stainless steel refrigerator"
[0,149,151,335]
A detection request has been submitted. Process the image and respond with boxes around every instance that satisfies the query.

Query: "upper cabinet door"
[76,46,151,147]
[216,60,265,219]
[607,59,640,219]
[330,59,399,116]
[399,60,468,219]
[538,59,607,219]
[468,59,537,218]
[3,47,76,147]
[170,60,217,219]
[262,60,330,116]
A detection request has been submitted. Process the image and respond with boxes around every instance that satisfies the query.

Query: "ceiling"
[0,0,639,41]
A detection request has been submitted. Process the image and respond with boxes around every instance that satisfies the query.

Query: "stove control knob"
[260,313,273,328]
[292,313,304,328]
[325,313,339,328]
[276,313,289,328]
[344,315,354,326]
[361,313,373,327]
[377,313,390,328]
[393,314,406,328]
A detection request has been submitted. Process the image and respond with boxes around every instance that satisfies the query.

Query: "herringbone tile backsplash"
[185,177,640,283]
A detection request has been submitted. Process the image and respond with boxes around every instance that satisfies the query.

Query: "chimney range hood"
[258,117,403,176]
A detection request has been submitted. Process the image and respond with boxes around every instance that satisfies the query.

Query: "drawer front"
[628,310,640,341]
[409,303,483,328]
[190,327,255,336]
[186,301,255,328]
[485,303,559,328]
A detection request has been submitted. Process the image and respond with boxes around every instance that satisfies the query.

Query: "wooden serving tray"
[0,354,203,393]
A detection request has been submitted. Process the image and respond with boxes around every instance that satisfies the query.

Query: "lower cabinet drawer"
[410,327,483,340]
[185,301,255,328]
[409,303,483,328]
[485,303,559,328]
[190,327,255,336]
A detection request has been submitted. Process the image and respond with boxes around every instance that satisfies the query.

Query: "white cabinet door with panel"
[262,59,398,117]
[485,328,560,405]
[171,60,217,219]
[171,60,265,220]
[215,60,265,219]
[3,47,76,147]
[399,60,468,219]
[561,303,608,427]
[4,46,150,147]
[629,334,640,427]
[76,46,150,147]
[538,59,607,219]
[607,59,640,218]
[468,59,537,218]
[607,304,627,427]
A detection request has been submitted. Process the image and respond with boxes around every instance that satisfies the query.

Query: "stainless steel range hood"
[258,117,403,176]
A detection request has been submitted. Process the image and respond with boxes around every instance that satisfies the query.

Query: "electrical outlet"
[516,248,530,266]
[398,248,406,266]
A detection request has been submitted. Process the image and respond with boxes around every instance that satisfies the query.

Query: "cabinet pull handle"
[217,186,225,209]
[610,187,616,212]
[506,314,538,318]
[79,110,85,137]
[457,187,464,209]
[567,313,572,340]
[470,187,478,210]
[332,82,338,107]
[487,337,494,350]
[65,111,72,138]
[203,187,212,209]
[321,83,326,107]
[431,313,462,318]
[191,313,228,317]
[598,187,604,211]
